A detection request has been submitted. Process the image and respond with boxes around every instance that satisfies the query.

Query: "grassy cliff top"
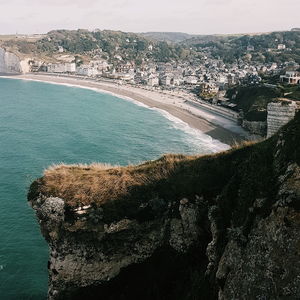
[30,154,199,207]
[29,112,299,225]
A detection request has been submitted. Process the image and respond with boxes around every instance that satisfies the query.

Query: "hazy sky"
[0,0,299,35]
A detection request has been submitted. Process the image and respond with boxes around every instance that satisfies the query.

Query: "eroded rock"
[28,112,300,299]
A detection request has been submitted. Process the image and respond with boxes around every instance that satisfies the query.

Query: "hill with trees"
[183,31,300,64]
[1,29,299,66]
[1,29,193,65]
[140,32,196,43]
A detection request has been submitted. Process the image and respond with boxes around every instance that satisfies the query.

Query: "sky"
[0,0,299,35]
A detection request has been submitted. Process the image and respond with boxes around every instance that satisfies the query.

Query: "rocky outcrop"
[0,47,23,74]
[28,112,300,300]
[267,99,299,137]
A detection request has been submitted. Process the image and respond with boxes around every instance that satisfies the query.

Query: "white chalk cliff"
[0,47,23,74]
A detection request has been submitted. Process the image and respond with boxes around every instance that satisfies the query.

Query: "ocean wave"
[2,76,230,152]
[56,81,231,152]
[150,107,230,153]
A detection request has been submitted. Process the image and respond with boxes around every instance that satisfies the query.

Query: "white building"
[76,65,99,77]
[102,71,133,81]
[172,76,182,86]
[147,76,159,86]
[280,71,300,85]
[90,60,109,73]
[47,63,76,73]
[184,76,198,85]
[160,74,172,86]
[247,45,254,51]
[58,46,64,53]
[217,75,227,84]
[277,44,286,50]
[114,55,123,61]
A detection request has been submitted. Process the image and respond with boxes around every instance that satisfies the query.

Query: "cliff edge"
[28,112,300,300]
[0,47,24,74]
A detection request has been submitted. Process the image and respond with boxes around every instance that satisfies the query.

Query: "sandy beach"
[3,73,251,146]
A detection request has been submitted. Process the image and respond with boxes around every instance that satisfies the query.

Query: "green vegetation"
[226,85,281,121]
[1,30,299,65]
[140,32,196,43]
[0,29,188,64]
[280,84,300,101]
[225,81,300,122]
[34,29,186,64]
[186,31,300,63]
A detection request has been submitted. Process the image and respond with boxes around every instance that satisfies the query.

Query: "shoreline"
[1,73,251,146]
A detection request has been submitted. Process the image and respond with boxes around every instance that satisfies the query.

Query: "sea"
[0,77,229,299]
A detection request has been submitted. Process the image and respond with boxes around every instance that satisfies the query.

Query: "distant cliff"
[0,47,23,74]
[28,112,300,300]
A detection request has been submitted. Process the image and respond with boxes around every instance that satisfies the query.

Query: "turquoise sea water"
[0,78,228,299]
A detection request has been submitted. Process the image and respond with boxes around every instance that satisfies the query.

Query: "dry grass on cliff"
[230,140,258,150]
[41,154,198,206]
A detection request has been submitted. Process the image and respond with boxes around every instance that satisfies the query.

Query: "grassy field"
[0,34,45,42]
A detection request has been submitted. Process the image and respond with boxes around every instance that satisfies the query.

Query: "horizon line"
[0,27,299,37]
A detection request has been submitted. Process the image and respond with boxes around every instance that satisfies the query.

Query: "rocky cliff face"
[28,112,300,300]
[267,100,299,137]
[0,47,23,74]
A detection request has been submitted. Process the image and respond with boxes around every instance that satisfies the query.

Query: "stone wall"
[0,47,23,74]
[267,100,299,138]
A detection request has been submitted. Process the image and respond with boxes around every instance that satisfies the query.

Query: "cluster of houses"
[29,53,300,108]
[246,43,289,52]
[25,47,300,138]
[31,59,296,86]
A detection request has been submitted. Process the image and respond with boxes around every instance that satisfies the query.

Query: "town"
[1,29,300,137]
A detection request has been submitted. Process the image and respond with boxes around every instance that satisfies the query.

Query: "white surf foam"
[1,76,230,152]
[150,107,230,153]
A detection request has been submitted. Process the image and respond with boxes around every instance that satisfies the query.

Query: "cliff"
[267,99,299,138]
[0,47,23,74]
[28,112,300,300]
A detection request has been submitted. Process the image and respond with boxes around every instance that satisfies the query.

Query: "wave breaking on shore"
[1,76,231,152]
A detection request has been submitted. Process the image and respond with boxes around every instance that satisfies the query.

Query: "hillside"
[140,32,196,43]
[28,112,300,299]
[1,29,299,65]
[184,30,300,63]
[225,84,300,122]
[0,29,188,64]
[226,85,282,121]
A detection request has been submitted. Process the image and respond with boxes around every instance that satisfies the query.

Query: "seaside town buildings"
[26,47,300,138]
[47,62,76,73]
[280,71,300,84]
[34,55,299,97]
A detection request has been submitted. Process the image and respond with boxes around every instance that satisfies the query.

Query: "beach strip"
[3,73,249,146]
